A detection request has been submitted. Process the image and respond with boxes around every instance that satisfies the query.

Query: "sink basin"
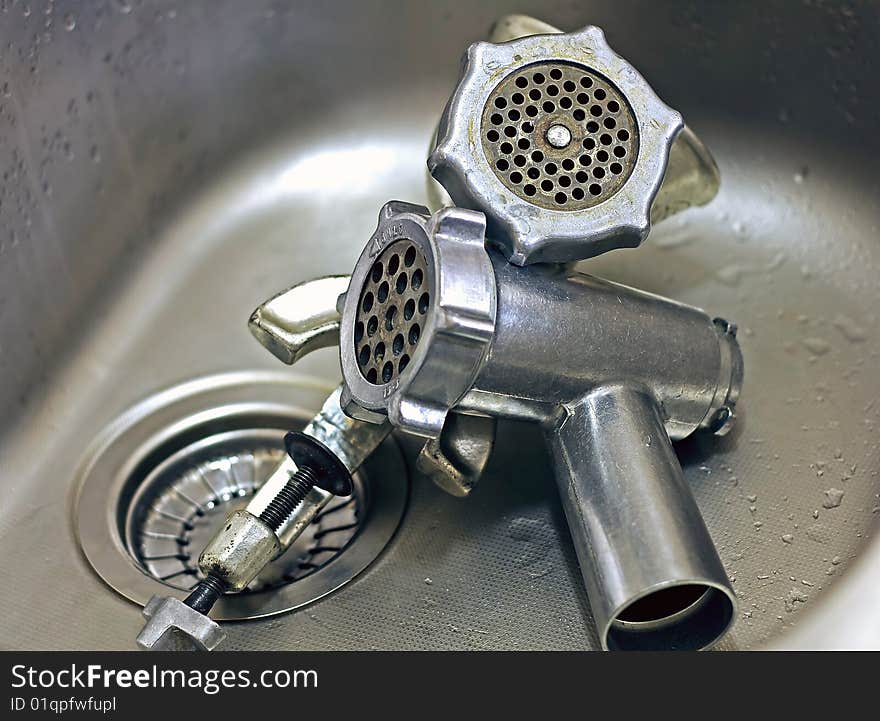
[1,0,878,650]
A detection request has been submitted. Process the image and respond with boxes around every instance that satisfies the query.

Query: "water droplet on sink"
[716,265,745,286]
[832,314,867,343]
[802,337,830,355]
[715,252,786,287]
[655,228,694,249]
[784,588,808,612]
[821,488,845,509]
[508,517,552,574]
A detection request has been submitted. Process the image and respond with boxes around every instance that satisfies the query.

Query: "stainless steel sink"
[1,0,878,650]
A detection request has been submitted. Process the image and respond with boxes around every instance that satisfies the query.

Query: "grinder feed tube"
[339,203,742,650]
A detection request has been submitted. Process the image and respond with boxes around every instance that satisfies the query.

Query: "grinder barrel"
[461,255,741,439]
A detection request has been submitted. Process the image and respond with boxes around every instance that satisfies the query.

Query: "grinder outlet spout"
[547,385,736,650]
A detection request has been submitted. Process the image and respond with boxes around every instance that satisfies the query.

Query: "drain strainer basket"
[127,428,363,593]
[75,373,408,621]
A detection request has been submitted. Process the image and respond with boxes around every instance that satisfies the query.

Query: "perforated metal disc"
[354,239,430,385]
[481,62,638,210]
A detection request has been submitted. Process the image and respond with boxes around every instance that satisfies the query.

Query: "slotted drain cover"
[75,373,408,620]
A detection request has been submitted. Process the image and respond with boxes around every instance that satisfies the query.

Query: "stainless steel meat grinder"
[138,17,742,652]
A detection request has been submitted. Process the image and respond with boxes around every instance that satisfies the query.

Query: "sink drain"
[128,429,364,593]
[75,372,408,620]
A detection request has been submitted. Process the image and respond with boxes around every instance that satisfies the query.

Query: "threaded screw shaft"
[258,465,319,532]
[181,433,348,620]
[184,573,227,614]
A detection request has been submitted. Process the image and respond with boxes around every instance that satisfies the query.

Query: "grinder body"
[461,254,741,439]
[449,247,742,650]
[339,203,741,650]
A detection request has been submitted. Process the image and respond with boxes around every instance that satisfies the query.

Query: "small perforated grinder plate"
[354,239,431,385]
